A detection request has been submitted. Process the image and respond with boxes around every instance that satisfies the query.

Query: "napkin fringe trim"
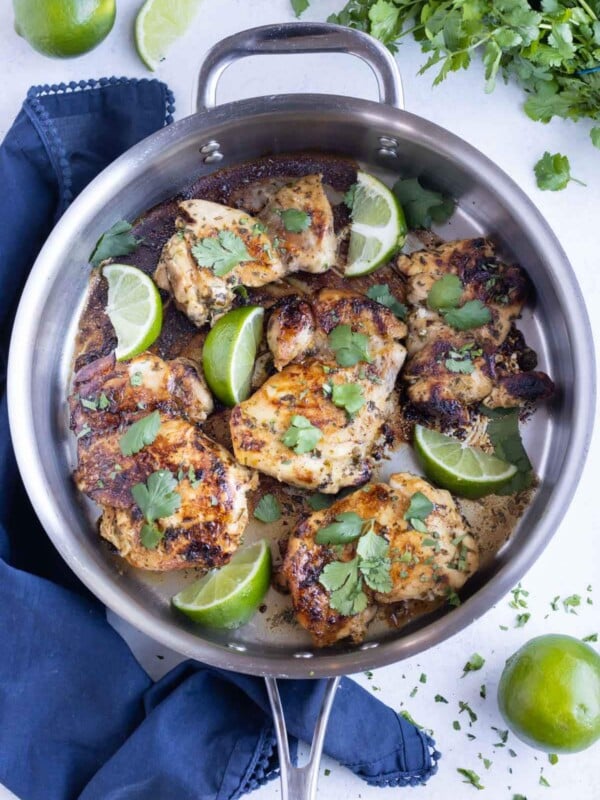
[23,77,175,213]
[232,725,279,799]
[360,733,441,788]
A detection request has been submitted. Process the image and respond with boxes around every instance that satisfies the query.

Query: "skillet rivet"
[293,651,314,659]
[379,136,399,148]
[200,140,221,153]
[227,643,247,652]
[204,152,224,164]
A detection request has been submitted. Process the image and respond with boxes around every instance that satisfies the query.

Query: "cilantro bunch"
[297,0,600,149]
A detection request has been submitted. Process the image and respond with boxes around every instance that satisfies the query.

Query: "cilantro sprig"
[480,406,533,494]
[534,151,584,192]
[131,470,181,549]
[392,178,455,229]
[278,208,311,232]
[281,415,322,454]
[330,383,365,416]
[119,411,161,457]
[319,522,392,614]
[366,283,407,320]
[254,493,281,523]
[427,275,492,330]
[328,324,372,367]
[404,491,434,533]
[90,220,141,266]
[192,231,251,277]
[316,512,365,545]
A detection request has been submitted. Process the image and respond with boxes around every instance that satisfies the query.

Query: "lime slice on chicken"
[344,171,407,277]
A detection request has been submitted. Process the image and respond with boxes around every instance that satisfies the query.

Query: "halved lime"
[202,306,264,407]
[414,424,518,499]
[345,171,407,277]
[135,0,203,71]
[172,539,272,628]
[103,264,163,361]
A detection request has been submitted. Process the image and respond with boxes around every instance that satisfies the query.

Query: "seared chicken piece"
[282,472,477,647]
[155,176,338,327]
[155,199,285,327]
[70,351,213,434]
[258,175,337,273]
[76,418,257,571]
[70,352,257,571]
[230,289,407,493]
[396,238,553,423]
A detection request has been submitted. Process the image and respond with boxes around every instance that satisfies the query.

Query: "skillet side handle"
[195,22,404,113]
[265,675,340,800]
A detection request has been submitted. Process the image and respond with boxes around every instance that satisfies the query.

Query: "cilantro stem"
[577,0,597,21]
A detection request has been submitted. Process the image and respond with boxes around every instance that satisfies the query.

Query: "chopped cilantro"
[427,274,463,311]
[435,694,448,703]
[253,494,281,523]
[278,208,311,232]
[516,612,531,627]
[419,672,427,684]
[90,220,140,266]
[456,768,484,790]
[80,397,98,411]
[98,393,110,410]
[328,324,372,367]
[281,415,322,454]
[548,753,558,765]
[130,371,143,387]
[366,283,407,320]
[480,684,486,699]
[491,726,509,746]
[583,633,598,642]
[192,231,251,277]
[392,177,455,229]
[315,512,365,545]
[453,720,461,730]
[563,594,581,613]
[119,411,161,456]
[331,382,365,416]
[459,700,477,724]
[462,653,485,676]
[539,774,550,787]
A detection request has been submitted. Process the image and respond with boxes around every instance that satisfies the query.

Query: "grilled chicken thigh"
[282,472,477,647]
[397,238,554,423]
[230,289,407,492]
[70,352,257,571]
[155,175,337,327]
[258,175,337,273]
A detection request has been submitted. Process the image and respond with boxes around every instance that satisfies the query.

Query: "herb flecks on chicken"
[397,238,554,426]
[229,288,407,493]
[70,352,258,571]
[282,472,478,647]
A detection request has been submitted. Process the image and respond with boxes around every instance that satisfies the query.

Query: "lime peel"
[172,539,272,629]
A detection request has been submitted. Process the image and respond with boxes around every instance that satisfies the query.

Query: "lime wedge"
[135,0,203,71]
[202,306,264,407]
[345,171,407,277]
[172,539,272,628]
[103,264,163,361]
[414,424,518,499]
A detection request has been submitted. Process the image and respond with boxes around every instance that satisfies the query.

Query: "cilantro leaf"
[131,470,181,531]
[427,274,463,310]
[254,493,281,523]
[392,178,455,229]
[368,0,402,46]
[445,357,475,374]
[140,522,164,549]
[290,0,309,17]
[443,300,492,330]
[331,383,365,416]
[319,558,368,616]
[357,527,392,592]
[192,231,251,277]
[404,491,434,527]
[462,652,485,676]
[534,151,583,191]
[119,411,161,456]
[281,415,322,454]
[480,406,533,494]
[307,492,335,511]
[90,220,141,266]
[316,512,365,544]
[457,768,484,790]
[366,283,407,319]
[328,324,372,367]
[278,208,311,232]
[591,127,600,149]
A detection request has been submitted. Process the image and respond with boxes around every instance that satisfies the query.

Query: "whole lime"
[498,634,600,753]
[13,0,116,58]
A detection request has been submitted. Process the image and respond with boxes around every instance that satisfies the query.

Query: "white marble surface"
[2,1,599,798]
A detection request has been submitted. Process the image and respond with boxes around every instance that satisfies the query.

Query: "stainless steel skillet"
[7,22,595,800]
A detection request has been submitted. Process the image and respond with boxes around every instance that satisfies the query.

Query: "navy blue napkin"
[0,78,440,800]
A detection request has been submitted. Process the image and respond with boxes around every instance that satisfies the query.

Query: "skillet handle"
[195,22,404,112]
[265,675,340,800]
